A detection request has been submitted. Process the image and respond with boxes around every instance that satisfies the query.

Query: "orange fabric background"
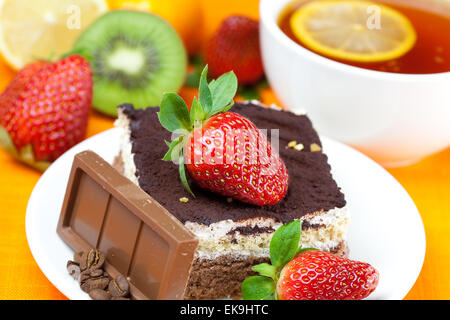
[0,0,449,300]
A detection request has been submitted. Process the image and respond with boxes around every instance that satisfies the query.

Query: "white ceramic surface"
[26,128,426,300]
[260,0,450,167]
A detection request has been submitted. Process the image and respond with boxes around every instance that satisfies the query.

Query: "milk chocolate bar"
[56,151,198,300]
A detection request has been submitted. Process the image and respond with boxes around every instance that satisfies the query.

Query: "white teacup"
[260,0,450,167]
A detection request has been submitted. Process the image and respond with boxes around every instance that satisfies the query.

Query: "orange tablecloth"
[0,0,449,300]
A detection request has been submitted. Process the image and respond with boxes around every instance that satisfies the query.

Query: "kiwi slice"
[73,10,187,116]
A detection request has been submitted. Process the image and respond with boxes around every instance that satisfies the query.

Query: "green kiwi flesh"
[73,10,187,116]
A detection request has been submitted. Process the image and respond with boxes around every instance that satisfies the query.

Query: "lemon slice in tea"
[0,0,108,70]
[290,0,417,63]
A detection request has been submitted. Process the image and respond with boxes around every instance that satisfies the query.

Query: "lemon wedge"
[290,0,417,63]
[0,0,109,69]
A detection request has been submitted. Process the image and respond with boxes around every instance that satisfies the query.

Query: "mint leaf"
[178,151,195,197]
[208,71,238,117]
[190,97,204,123]
[270,220,302,269]
[158,93,192,132]
[162,137,183,161]
[242,276,275,300]
[199,66,212,115]
[252,263,277,280]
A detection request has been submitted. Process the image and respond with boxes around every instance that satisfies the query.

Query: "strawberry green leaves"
[158,65,237,132]
[178,152,195,197]
[198,65,238,119]
[158,93,191,133]
[199,66,213,116]
[162,137,195,197]
[208,71,237,117]
[158,65,237,196]
[241,220,316,300]
[190,97,204,123]
[162,137,183,161]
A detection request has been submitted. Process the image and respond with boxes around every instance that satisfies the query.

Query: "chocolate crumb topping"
[119,102,346,226]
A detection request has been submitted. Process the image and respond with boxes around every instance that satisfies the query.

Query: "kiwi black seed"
[73,10,187,116]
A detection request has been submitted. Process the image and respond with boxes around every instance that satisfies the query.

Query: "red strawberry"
[205,15,264,85]
[277,250,379,300]
[158,66,288,206]
[0,55,92,169]
[185,112,289,206]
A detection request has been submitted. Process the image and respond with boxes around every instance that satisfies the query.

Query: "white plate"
[25,128,426,300]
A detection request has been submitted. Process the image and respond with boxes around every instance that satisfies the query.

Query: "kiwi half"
[73,10,187,116]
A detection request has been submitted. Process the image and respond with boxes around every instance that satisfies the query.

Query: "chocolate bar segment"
[56,151,198,300]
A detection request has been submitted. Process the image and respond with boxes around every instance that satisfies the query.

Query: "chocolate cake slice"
[114,101,349,300]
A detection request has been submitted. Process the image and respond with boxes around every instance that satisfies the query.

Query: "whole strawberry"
[277,250,379,300]
[158,66,288,206]
[205,15,264,85]
[185,112,288,205]
[0,55,92,170]
[242,220,379,300]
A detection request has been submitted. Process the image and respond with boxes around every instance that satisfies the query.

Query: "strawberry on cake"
[114,67,349,299]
